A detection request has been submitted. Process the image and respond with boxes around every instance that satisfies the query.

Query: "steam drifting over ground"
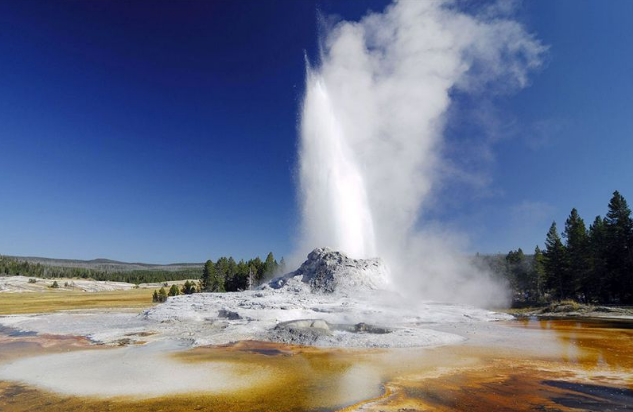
[298,0,546,307]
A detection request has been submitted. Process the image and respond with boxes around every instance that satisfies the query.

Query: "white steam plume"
[297,0,546,307]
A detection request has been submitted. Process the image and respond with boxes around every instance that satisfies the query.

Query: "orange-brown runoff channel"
[0,318,631,412]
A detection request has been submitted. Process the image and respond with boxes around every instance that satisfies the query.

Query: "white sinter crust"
[0,248,510,349]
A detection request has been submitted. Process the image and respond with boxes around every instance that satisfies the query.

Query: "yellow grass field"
[0,289,156,315]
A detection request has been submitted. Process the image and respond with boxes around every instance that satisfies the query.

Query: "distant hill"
[6,255,203,272]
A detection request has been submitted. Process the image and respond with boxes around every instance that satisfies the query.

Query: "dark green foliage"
[263,252,278,280]
[523,191,633,305]
[505,248,540,303]
[203,252,281,292]
[251,257,264,282]
[562,208,590,300]
[588,216,608,301]
[200,260,216,292]
[157,287,168,303]
[543,222,568,299]
[203,258,226,292]
[225,260,249,292]
[152,288,169,303]
[50,280,59,288]
[533,246,546,297]
[168,284,180,296]
[604,191,633,303]
[181,280,197,295]
[0,255,200,284]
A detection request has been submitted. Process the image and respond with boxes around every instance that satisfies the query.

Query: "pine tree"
[588,216,608,302]
[158,287,168,302]
[533,245,546,300]
[605,191,633,302]
[505,249,523,296]
[201,260,215,292]
[251,257,264,282]
[214,257,229,292]
[181,280,196,295]
[226,260,249,291]
[168,284,180,296]
[563,208,590,301]
[543,222,568,299]
[152,290,159,302]
[263,252,277,280]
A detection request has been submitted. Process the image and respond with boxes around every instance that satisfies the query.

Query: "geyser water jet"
[298,0,546,306]
[299,73,377,259]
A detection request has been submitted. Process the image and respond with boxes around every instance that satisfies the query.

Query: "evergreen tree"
[226,260,249,291]
[152,290,159,302]
[236,260,249,290]
[543,222,568,299]
[227,257,237,277]
[181,280,196,295]
[157,287,168,302]
[505,248,538,303]
[200,260,215,292]
[215,257,229,292]
[251,257,264,282]
[168,284,180,296]
[588,216,608,302]
[604,191,633,302]
[533,245,546,300]
[562,208,590,301]
[263,252,277,280]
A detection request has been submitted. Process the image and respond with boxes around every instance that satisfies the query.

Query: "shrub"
[153,287,168,303]
[168,284,180,296]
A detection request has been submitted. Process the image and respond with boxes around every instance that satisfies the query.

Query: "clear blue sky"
[0,1,631,263]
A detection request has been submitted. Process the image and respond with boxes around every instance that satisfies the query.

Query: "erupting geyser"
[297,0,546,306]
[300,77,377,259]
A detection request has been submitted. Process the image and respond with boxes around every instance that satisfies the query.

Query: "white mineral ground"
[0,275,195,293]
[0,248,518,398]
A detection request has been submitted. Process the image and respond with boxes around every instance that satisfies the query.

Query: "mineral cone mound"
[266,247,389,294]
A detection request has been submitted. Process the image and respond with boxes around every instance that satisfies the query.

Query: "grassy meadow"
[0,288,156,315]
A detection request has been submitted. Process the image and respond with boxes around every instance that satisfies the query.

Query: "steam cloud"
[298,0,546,307]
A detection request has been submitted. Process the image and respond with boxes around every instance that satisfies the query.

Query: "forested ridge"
[0,252,284,290]
[0,256,201,284]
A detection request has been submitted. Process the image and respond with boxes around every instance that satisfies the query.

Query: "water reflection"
[509,317,633,370]
[0,318,631,412]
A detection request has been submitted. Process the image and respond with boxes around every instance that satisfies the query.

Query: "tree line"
[200,252,284,292]
[151,252,284,302]
[0,250,285,303]
[0,256,200,284]
[484,191,632,305]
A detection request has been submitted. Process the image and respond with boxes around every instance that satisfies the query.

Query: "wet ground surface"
[0,317,631,411]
